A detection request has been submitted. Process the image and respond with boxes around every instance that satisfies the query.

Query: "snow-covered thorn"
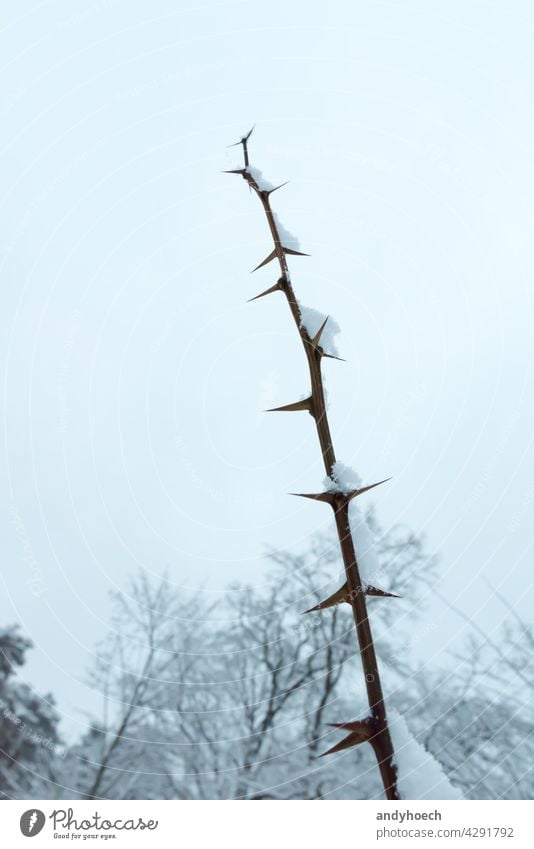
[283,247,309,258]
[265,397,312,414]
[251,249,277,272]
[264,181,290,196]
[320,720,374,757]
[290,491,336,505]
[346,478,392,501]
[247,282,282,302]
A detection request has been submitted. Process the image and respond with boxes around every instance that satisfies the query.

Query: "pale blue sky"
[1,0,533,737]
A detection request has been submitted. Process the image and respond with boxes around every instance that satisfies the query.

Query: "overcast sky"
[1,0,533,739]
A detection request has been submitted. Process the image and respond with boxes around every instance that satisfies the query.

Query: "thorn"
[243,125,255,142]
[291,479,390,510]
[347,478,392,501]
[223,168,247,175]
[366,585,400,598]
[303,583,349,613]
[265,397,311,413]
[304,316,345,360]
[310,316,329,349]
[323,353,346,362]
[251,249,277,272]
[303,581,399,612]
[320,720,374,757]
[247,282,281,302]
[290,491,335,505]
[283,247,309,257]
[265,181,290,195]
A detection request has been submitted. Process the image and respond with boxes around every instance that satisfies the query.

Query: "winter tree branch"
[225,129,400,800]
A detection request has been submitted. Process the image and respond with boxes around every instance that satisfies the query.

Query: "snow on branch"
[322,462,382,589]
[227,130,402,800]
[348,502,383,590]
[389,711,464,800]
[298,304,341,356]
[245,165,275,192]
[324,461,362,493]
[273,213,301,251]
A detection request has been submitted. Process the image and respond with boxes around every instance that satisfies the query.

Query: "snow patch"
[324,462,362,494]
[389,711,464,800]
[348,501,382,589]
[298,304,340,356]
[246,165,275,192]
[273,213,300,250]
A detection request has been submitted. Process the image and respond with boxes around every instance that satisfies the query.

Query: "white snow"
[324,461,362,493]
[273,212,301,250]
[348,501,382,589]
[322,462,381,589]
[389,710,464,800]
[245,165,275,192]
[324,462,382,589]
[298,304,340,356]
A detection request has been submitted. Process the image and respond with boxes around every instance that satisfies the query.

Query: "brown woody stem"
[228,132,399,800]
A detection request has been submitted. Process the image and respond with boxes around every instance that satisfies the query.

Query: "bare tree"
[61,516,445,800]
[66,573,209,800]
[26,520,531,801]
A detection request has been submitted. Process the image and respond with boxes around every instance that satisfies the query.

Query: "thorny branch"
[225,129,400,800]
